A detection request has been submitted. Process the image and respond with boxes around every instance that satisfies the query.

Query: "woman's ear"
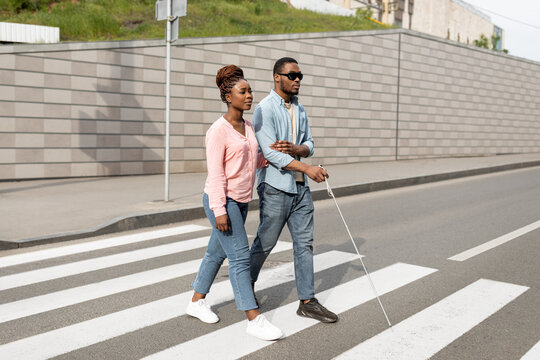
[225,93,232,104]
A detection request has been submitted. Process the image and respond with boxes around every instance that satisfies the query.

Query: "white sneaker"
[246,314,283,341]
[186,299,219,324]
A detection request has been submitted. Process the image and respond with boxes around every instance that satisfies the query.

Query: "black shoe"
[252,282,259,307]
[297,298,338,323]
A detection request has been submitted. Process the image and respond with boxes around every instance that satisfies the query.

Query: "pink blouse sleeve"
[205,126,228,217]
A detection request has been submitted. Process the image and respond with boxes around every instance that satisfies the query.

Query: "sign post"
[155,0,187,201]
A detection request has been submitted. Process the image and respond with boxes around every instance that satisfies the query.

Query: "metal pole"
[395,32,401,161]
[164,0,171,202]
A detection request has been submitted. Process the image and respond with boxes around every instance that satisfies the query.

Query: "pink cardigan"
[204,117,265,217]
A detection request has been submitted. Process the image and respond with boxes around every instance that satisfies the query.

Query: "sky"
[462,0,540,63]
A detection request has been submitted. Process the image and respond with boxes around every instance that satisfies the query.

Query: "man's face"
[275,62,302,96]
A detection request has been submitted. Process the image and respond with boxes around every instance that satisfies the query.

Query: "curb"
[2,159,539,250]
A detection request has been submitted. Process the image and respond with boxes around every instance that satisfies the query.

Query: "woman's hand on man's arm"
[269,141,309,157]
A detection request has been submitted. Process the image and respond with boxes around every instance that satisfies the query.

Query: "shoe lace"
[198,299,211,309]
[254,315,267,327]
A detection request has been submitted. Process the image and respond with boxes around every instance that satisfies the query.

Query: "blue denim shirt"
[253,89,315,194]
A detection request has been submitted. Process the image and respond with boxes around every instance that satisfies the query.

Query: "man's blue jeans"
[250,182,315,300]
[192,193,258,311]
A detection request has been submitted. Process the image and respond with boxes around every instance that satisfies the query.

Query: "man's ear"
[274,73,280,84]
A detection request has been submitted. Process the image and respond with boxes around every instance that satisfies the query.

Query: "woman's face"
[227,79,253,111]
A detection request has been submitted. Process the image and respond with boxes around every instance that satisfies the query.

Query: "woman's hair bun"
[216,65,245,103]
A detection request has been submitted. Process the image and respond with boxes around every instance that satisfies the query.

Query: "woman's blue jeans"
[192,193,258,311]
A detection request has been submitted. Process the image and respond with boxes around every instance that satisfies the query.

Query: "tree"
[473,34,490,49]
[472,33,508,54]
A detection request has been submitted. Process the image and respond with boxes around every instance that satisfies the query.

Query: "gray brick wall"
[396,32,540,159]
[0,29,539,180]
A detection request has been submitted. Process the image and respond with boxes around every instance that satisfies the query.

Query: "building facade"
[330,0,504,49]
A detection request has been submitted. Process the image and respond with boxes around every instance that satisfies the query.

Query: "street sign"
[171,16,179,42]
[156,0,186,41]
[155,0,187,21]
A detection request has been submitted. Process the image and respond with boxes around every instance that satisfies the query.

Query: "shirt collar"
[270,89,298,106]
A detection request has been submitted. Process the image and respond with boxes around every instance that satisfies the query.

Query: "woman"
[186,65,283,341]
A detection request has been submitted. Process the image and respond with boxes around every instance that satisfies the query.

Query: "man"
[250,57,338,323]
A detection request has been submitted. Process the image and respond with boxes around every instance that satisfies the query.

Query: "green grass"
[0,0,386,42]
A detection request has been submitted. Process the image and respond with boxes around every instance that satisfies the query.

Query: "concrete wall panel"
[0,30,539,179]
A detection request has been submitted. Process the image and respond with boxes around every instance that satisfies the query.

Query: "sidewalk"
[2,153,540,250]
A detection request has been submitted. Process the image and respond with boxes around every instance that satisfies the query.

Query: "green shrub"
[1,0,58,12]
[0,0,385,41]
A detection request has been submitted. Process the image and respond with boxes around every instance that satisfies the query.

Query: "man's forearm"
[283,159,328,183]
[282,159,309,172]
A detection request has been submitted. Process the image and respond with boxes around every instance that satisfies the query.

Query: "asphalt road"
[0,166,539,359]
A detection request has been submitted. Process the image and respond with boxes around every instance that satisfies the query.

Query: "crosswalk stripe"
[521,340,540,360]
[0,236,206,291]
[0,238,293,292]
[335,279,529,360]
[142,262,438,360]
[0,250,356,359]
[0,224,210,268]
[0,260,201,324]
[0,241,293,324]
[449,220,540,261]
[0,238,291,292]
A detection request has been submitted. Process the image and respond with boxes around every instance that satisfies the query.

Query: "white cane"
[319,165,392,327]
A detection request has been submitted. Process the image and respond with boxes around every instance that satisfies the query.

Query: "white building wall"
[409,0,495,44]
[328,0,366,10]
[327,0,502,46]
[0,22,60,44]
[284,0,355,16]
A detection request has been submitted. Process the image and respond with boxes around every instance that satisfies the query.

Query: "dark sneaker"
[297,298,338,323]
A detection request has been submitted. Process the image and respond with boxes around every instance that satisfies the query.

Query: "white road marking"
[0,260,201,324]
[521,340,540,360]
[0,250,356,360]
[0,241,293,323]
[449,220,540,261]
[143,262,438,360]
[0,239,292,291]
[0,237,291,292]
[0,236,208,291]
[0,224,210,268]
[335,279,529,360]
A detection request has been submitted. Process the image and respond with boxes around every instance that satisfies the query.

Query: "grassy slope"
[0,0,385,42]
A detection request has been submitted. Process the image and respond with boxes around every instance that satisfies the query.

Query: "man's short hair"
[273,57,298,75]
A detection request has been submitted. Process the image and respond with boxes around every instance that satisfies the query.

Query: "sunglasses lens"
[279,72,303,81]
[289,72,303,80]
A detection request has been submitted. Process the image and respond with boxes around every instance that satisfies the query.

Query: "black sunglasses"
[277,72,303,81]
